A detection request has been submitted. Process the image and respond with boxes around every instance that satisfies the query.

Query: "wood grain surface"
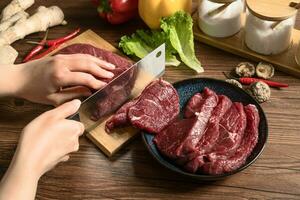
[0,0,299,199]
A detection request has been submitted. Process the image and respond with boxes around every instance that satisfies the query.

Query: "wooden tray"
[193,15,300,78]
[49,30,143,157]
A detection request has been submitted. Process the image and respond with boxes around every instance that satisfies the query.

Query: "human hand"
[14,54,115,106]
[14,99,84,177]
[0,99,84,200]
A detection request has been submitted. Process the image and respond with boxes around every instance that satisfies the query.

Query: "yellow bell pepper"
[138,0,192,29]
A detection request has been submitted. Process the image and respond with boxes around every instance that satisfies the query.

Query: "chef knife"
[69,44,166,130]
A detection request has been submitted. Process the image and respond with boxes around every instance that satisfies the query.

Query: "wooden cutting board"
[49,29,149,157]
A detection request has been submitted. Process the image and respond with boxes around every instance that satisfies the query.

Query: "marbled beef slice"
[175,88,218,157]
[201,104,259,175]
[184,95,232,173]
[155,88,218,167]
[106,79,180,134]
[128,79,180,134]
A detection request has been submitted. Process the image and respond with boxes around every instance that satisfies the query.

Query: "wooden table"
[0,1,299,199]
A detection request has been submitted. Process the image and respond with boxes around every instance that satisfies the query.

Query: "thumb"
[50,99,81,119]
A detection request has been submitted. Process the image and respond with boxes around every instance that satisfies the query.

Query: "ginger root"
[0,6,66,46]
[0,10,28,33]
[0,45,18,64]
[1,0,34,22]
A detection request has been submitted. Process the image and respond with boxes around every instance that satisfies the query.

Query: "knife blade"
[69,44,165,130]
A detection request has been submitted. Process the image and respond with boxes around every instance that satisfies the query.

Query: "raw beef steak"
[184,88,217,118]
[154,87,260,175]
[176,88,218,156]
[106,79,180,134]
[210,102,247,156]
[105,98,138,132]
[201,104,259,175]
[128,79,180,134]
[183,95,233,173]
[154,118,198,159]
[154,88,218,164]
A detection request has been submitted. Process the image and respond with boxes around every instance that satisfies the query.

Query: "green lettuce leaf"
[119,30,180,66]
[161,11,203,73]
[119,11,203,72]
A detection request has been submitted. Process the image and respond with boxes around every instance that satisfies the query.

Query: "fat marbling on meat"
[106,79,180,134]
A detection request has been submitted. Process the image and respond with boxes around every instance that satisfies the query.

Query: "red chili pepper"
[223,72,288,88]
[95,0,138,24]
[23,45,44,63]
[46,28,81,46]
[23,29,81,62]
[238,77,289,88]
[23,30,49,62]
[30,44,61,61]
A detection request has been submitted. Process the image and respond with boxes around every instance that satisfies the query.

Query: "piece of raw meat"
[184,88,217,118]
[56,43,135,121]
[154,118,198,159]
[201,104,259,175]
[209,102,247,156]
[106,79,180,134]
[56,43,133,81]
[154,88,218,164]
[175,88,218,157]
[128,79,180,134]
[90,65,137,121]
[183,95,232,173]
[105,98,138,132]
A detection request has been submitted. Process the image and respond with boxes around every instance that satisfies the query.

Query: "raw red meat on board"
[56,43,134,120]
[154,87,260,175]
[57,43,133,81]
[106,79,180,134]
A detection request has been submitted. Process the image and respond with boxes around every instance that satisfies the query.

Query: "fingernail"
[95,81,106,89]
[73,99,81,108]
[108,63,115,69]
[107,72,115,78]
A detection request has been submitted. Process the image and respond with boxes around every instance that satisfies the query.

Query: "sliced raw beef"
[184,88,216,118]
[197,95,233,154]
[90,66,137,121]
[184,93,202,118]
[128,79,180,134]
[154,88,218,164]
[201,104,259,175]
[154,118,198,159]
[183,95,232,173]
[56,43,134,121]
[210,102,247,156]
[106,79,180,134]
[175,88,218,156]
[105,98,138,132]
